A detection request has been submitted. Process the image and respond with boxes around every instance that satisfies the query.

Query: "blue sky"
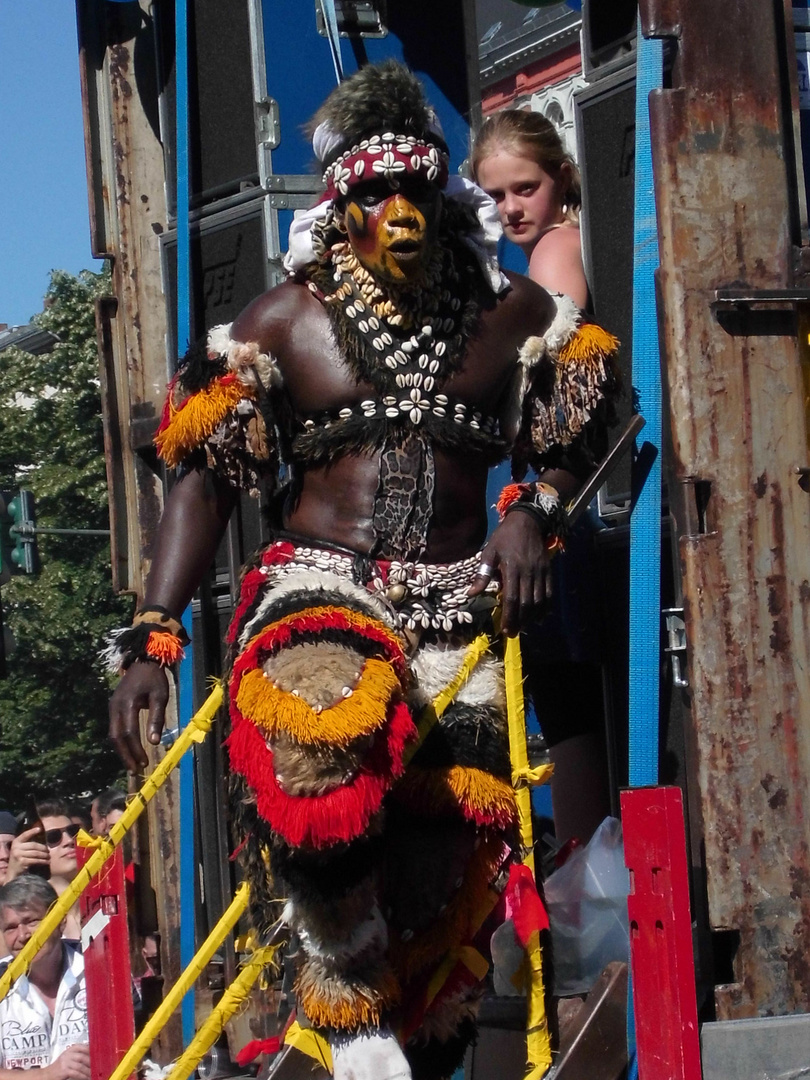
[0,4,102,329]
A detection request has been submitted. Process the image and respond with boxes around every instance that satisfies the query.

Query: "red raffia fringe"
[226,698,416,849]
[144,630,185,666]
[496,483,532,519]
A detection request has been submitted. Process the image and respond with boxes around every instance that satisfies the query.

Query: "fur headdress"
[284,61,509,294]
[309,60,448,171]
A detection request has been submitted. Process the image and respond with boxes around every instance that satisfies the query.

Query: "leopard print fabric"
[372,433,435,560]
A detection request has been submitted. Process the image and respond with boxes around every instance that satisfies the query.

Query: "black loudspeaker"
[582,0,637,79]
[158,0,258,210]
[163,203,269,360]
[575,68,636,506]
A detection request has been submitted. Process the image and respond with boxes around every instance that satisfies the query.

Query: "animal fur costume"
[152,61,618,1080]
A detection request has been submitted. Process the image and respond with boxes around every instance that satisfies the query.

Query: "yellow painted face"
[341,177,442,284]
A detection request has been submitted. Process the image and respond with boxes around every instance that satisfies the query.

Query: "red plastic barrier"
[621,786,702,1080]
[78,843,136,1080]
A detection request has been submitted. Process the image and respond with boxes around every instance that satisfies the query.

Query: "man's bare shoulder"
[230,278,325,353]
[490,270,557,339]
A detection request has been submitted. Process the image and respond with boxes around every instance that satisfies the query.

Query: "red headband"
[323,132,449,201]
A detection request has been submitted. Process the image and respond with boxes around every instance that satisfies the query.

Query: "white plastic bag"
[543,816,630,996]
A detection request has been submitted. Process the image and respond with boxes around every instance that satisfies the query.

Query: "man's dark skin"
[109,174,579,773]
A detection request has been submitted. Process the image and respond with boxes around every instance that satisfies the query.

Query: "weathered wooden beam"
[641,0,810,1017]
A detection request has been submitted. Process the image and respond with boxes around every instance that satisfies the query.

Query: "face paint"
[341,179,441,284]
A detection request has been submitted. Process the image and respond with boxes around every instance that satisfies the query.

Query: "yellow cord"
[165,943,281,1080]
[0,681,223,1005]
[403,632,491,767]
[503,634,552,1077]
[107,879,249,1080]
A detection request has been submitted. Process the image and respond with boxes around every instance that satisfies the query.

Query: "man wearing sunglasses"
[6,802,79,885]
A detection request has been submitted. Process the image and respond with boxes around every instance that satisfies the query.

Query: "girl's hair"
[471,109,582,223]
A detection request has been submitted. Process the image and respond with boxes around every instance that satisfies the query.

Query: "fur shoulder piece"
[506,293,620,476]
[154,324,280,496]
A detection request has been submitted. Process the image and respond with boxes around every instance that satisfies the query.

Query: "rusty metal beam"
[642,0,810,1017]
[76,0,183,1060]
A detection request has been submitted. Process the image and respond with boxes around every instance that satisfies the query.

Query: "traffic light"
[0,490,39,576]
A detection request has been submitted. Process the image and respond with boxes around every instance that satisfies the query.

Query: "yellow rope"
[403,632,491,767]
[0,681,224,1005]
[503,634,552,1077]
[165,943,281,1080]
[108,879,249,1080]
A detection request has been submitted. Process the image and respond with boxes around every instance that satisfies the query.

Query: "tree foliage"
[0,268,131,810]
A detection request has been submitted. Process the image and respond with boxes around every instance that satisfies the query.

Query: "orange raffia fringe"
[296,966,401,1031]
[155,375,253,467]
[390,832,503,984]
[557,321,619,368]
[144,631,185,666]
[235,657,400,747]
[496,483,532,519]
[394,765,517,830]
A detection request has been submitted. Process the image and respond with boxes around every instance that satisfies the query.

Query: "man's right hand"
[109,661,170,772]
[6,827,50,881]
[42,1044,91,1080]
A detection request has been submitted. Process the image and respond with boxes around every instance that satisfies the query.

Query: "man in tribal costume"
[107,62,617,1080]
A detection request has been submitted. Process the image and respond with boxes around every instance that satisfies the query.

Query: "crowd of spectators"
[0,788,160,1078]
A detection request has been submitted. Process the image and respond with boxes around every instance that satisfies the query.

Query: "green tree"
[0,268,131,810]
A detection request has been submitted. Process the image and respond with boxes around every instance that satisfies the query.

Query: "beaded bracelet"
[496,482,568,553]
[101,605,190,675]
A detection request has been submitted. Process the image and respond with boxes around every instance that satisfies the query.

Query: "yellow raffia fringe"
[165,943,281,1080]
[284,1022,333,1072]
[504,634,552,1076]
[403,632,491,767]
[155,377,253,467]
[0,682,223,1005]
[108,880,250,1080]
[236,657,399,746]
[297,968,400,1031]
[395,765,517,825]
[242,606,405,662]
[557,322,619,368]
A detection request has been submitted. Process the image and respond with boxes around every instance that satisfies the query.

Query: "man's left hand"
[468,510,553,636]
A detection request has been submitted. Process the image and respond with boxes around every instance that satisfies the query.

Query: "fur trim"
[236,657,401,747]
[410,643,505,713]
[295,953,401,1031]
[263,641,365,709]
[268,730,371,797]
[226,697,416,849]
[237,569,397,649]
[309,60,443,167]
[155,373,253,467]
[271,834,384,905]
[416,703,511,780]
[206,323,283,392]
[286,900,388,963]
